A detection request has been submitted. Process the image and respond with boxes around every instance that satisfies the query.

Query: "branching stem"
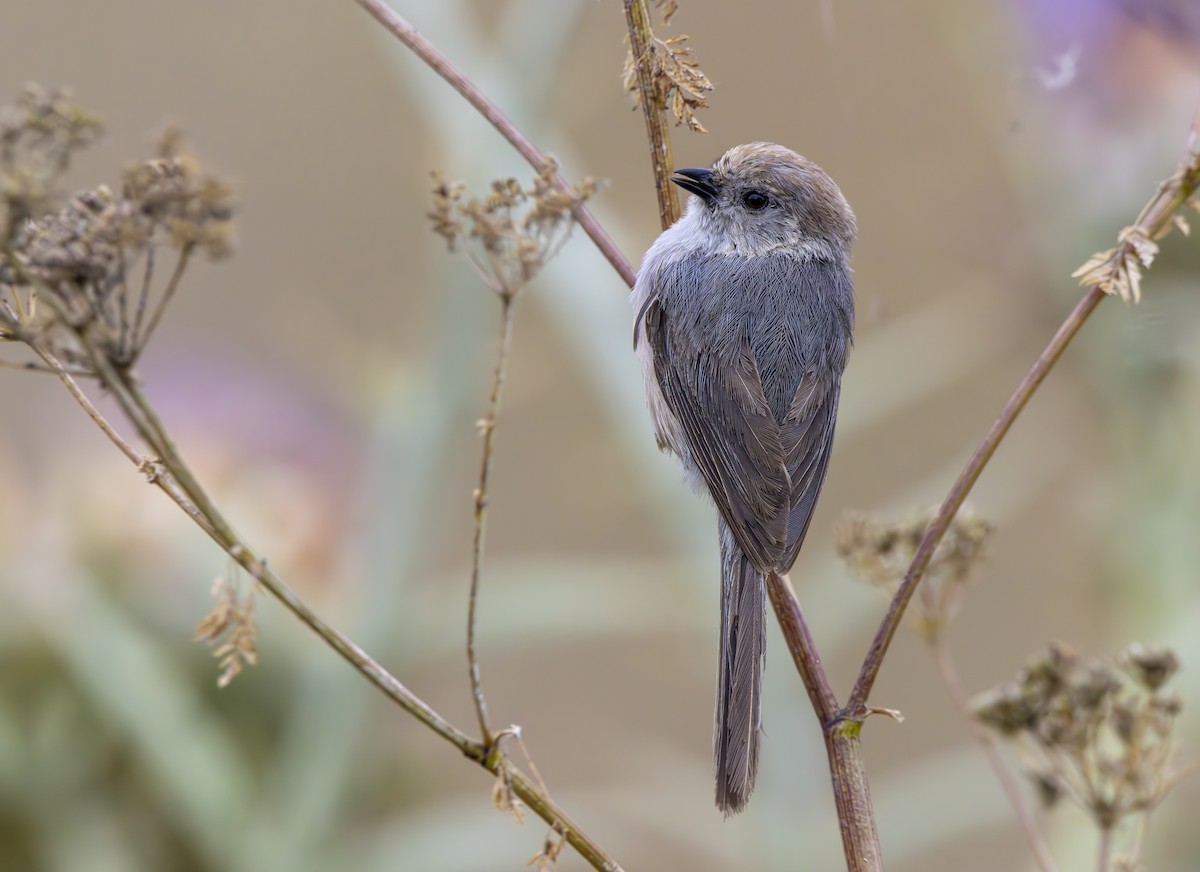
[10,262,624,872]
[1096,823,1113,872]
[351,0,636,287]
[623,0,681,230]
[847,131,1200,717]
[468,294,515,745]
[138,242,192,356]
[929,638,1057,872]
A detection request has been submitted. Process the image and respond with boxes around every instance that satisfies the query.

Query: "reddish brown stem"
[847,113,1200,718]
[352,0,636,287]
[845,285,1105,716]
[768,574,882,869]
[767,573,838,721]
[623,0,681,230]
[825,726,883,872]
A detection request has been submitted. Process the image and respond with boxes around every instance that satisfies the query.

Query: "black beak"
[671,167,720,204]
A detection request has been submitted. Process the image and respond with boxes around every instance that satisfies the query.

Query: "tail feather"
[715,520,766,815]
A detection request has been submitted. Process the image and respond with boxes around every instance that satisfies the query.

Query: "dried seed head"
[0,83,103,230]
[1121,643,1179,691]
[836,505,992,638]
[1032,770,1064,809]
[1,87,235,370]
[426,158,597,299]
[194,575,259,688]
[972,683,1041,736]
[975,642,1184,839]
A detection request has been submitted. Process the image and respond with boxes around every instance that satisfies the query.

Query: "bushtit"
[631,142,855,814]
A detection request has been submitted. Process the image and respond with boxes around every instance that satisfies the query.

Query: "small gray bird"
[631,142,855,814]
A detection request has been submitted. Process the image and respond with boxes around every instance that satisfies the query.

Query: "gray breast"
[657,252,853,425]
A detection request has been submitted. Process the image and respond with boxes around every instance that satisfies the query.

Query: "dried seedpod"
[836,506,993,638]
[426,159,596,299]
[973,642,1185,839]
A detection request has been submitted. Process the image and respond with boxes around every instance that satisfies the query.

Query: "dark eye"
[742,190,769,211]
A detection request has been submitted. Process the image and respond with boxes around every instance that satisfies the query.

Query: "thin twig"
[623,0,681,230]
[352,0,636,287]
[1096,824,1113,872]
[468,295,515,745]
[132,244,156,343]
[845,285,1104,716]
[1128,809,1151,864]
[845,126,1200,718]
[34,345,143,467]
[0,357,92,376]
[117,247,130,352]
[137,242,192,356]
[766,573,838,722]
[1161,754,1200,794]
[100,362,624,871]
[11,273,625,872]
[929,638,1057,872]
[766,573,882,872]
[46,326,476,747]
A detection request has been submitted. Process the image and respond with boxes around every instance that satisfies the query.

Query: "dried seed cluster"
[973,642,1184,830]
[427,159,596,299]
[623,32,713,134]
[1072,224,1160,304]
[0,85,234,370]
[193,575,259,689]
[0,83,103,229]
[836,507,993,638]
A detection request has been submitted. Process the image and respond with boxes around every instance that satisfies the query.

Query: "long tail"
[714,519,767,815]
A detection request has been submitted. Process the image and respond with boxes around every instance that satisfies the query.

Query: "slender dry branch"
[623,0,681,230]
[35,347,143,467]
[929,640,1057,872]
[352,0,636,287]
[44,328,482,755]
[766,574,837,722]
[1096,824,1113,872]
[767,574,882,870]
[138,242,193,356]
[11,272,625,872]
[845,126,1200,718]
[468,296,515,745]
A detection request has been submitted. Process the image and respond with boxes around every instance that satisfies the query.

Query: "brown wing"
[644,298,789,571]
[778,371,841,572]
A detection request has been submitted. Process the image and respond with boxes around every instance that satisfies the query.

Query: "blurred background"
[1,0,1199,870]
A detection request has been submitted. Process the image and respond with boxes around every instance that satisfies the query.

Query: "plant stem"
[623,0,681,230]
[767,573,882,869]
[352,0,636,287]
[825,725,883,872]
[766,573,837,721]
[137,242,192,357]
[27,315,625,872]
[929,638,1057,872]
[845,284,1105,715]
[1096,824,1113,872]
[468,295,515,744]
[847,130,1200,717]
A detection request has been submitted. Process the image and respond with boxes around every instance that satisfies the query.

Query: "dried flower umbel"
[194,575,259,688]
[0,86,234,371]
[0,83,102,230]
[1071,155,1200,305]
[623,29,713,134]
[428,159,596,299]
[1072,225,1159,305]
[836,506,993,639]
[973,642,1185,834]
